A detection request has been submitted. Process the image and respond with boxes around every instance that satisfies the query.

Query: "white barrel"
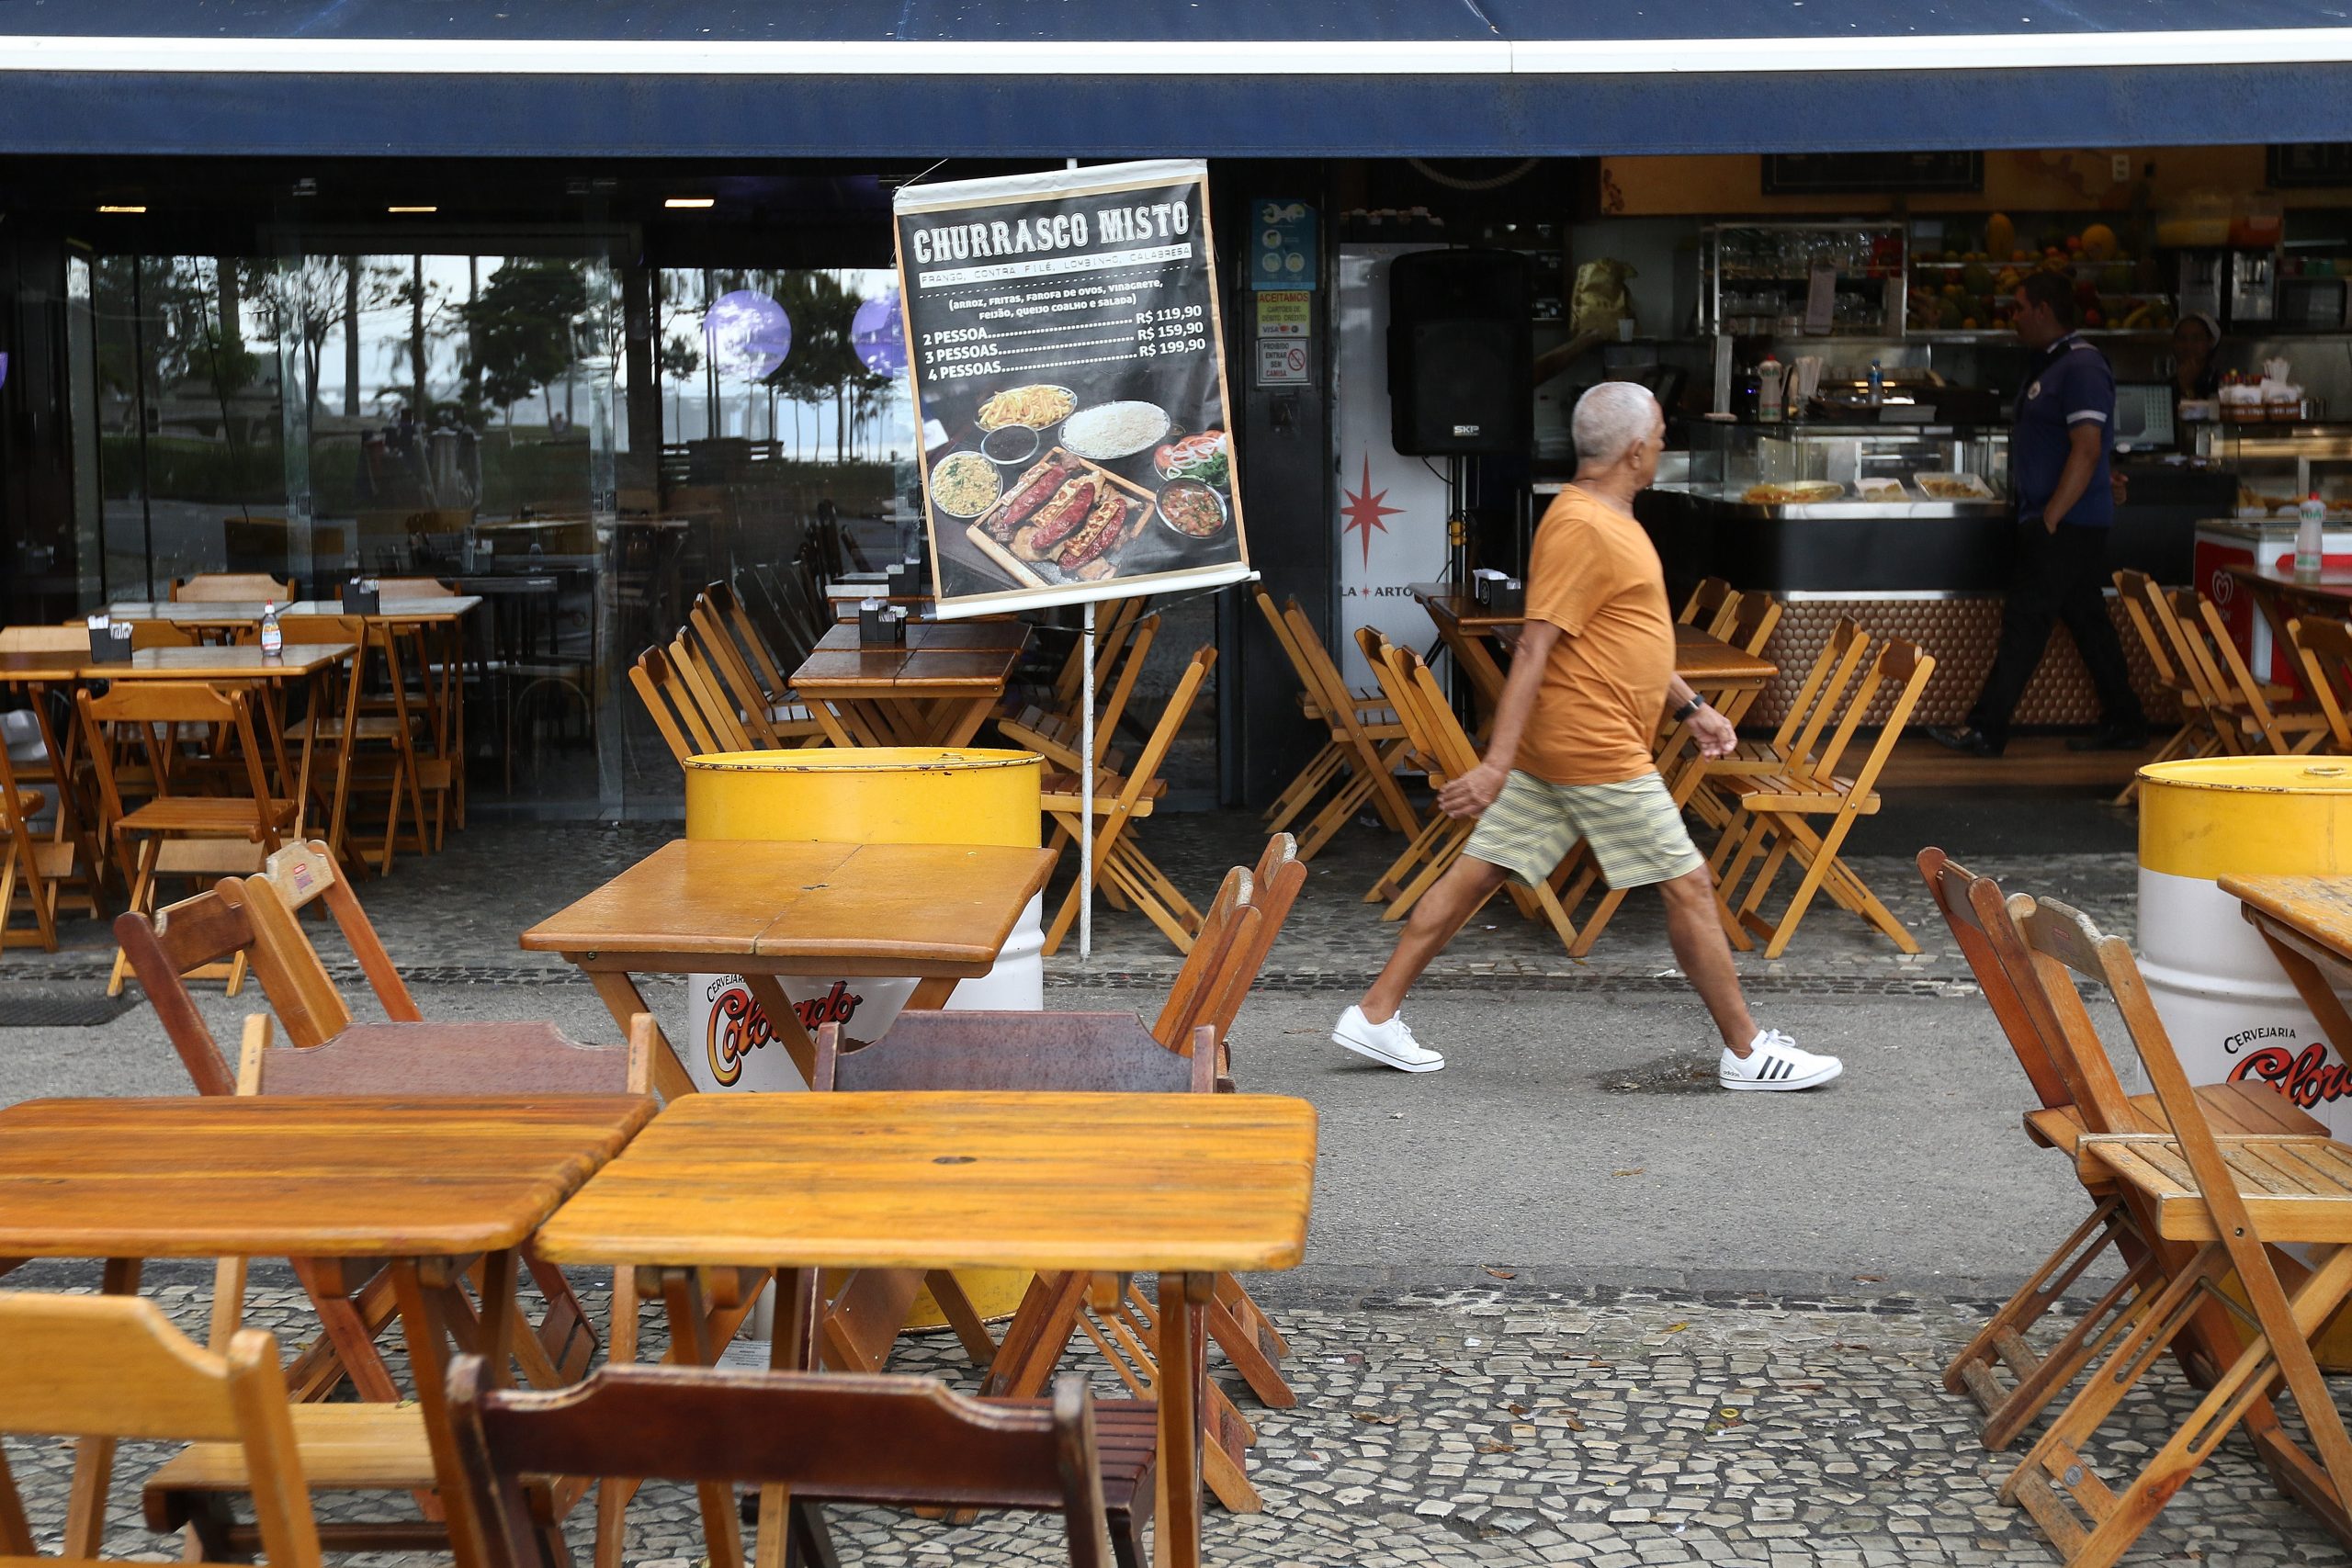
[2138,757,2352,1135]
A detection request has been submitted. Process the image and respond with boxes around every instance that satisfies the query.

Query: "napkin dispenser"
[858,599,906,647]
[1469,568,1510,605]
[342,577,381,614]
[1487,578,1526,616]
[86,620,134,664]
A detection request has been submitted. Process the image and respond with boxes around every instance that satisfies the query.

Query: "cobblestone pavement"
[1,795,2137,992]
[5,1269,2340,1568]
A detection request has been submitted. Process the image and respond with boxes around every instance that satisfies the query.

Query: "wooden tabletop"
[534,1090,1318,1274]
[814,620,1031,655]
[2225,564,2352,605]
[0,1096,654,1258]
[105,598,483,625]
[789,643,1023,694]
[519,838,1057,976]
[2222,875,2352,960]
[1411,583,1521,632]
[0,642,356,683]
[1486,622,1776,686]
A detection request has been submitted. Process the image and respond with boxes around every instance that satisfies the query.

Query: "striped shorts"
[1463,770,1703,891]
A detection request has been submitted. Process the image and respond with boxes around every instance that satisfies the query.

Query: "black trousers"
[1966,518,2144,749]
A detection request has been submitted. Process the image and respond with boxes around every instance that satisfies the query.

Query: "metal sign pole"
[1080,599,1094,960]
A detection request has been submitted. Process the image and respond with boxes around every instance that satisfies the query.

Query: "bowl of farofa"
[930,452,1002,518]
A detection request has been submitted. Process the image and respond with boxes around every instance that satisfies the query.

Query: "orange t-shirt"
[1513,487,1675,785]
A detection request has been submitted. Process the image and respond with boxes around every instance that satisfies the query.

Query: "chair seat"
[117,797,298,835]
[1041,773,1165,817]
[289,714,411,742]
[1720,772,1879,815]
[2025,1079,2326,1176]
[145,1403,435,1503]
[2086,1132,2352,1243]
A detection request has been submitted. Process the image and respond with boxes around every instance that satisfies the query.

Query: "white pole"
[1080,598,1095,961]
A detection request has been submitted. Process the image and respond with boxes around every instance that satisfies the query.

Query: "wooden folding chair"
[0,1292,321,1568]
[1251,588,1400,840]
[81,681,297,997]
[815,1011,1254,1520]
[687,592,824,749]
[1041,646,1215,955]
[1002,613,1160,773]
[2111,571,2222,802]
[1915,849,2328,1451]
[1275,597,1420,858]
[2289,615,2352,753]
[2002,896,2352,1568]
[0,770,61,953]
[267,613,423,875]
[2193,593,2331,756]
[1675,575,1736,631]
[174,572,298,603]
[145,1009,652,1565]
[1715,637,1935,958]
[1368,635,1585,952]
[629,645,724,766]
[451,1356,1121,1568]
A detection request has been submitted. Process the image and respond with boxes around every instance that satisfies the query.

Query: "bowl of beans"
[1155,478,1228,541]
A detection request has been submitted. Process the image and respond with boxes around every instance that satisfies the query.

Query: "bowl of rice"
[1060,401,1171,461]
[930,452,1002,518]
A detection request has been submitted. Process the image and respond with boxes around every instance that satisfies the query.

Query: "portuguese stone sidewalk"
[2,1269,2339,1568]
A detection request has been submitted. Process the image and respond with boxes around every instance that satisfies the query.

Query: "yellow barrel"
[684,747,1041,848]
[682,746,1045,1332]
[2139,757,2352,1366]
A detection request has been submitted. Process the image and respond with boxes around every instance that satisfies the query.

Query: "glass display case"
[1680,421,2008,510]
[1701,222,1907,338]
[2188,422,2352,518]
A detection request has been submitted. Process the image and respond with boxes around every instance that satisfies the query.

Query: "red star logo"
[1340,455,1404,569]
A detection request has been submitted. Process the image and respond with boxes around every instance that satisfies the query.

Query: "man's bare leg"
[1657,863,1757,1055]
[1359,855,1511,1023]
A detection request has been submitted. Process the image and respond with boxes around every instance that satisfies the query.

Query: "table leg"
[582,966,698,1100]
[740,974,819,1085]
[938,695,994,749]
[1153,1271,1210,1568]
[657,1269,746,1568]
[390,1252,515,1568]
[808,700,860,750]
[754,1269,828,1568]
[63,1256,142,1559]
[905,976,959,1010]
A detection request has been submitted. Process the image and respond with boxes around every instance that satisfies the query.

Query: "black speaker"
[1386,250,1532,457]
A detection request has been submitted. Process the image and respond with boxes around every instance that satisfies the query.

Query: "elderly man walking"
[1332,382,1842,1091]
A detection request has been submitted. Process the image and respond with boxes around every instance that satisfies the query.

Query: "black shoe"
[2066,724,2154,752]
[1923,725,1999,758]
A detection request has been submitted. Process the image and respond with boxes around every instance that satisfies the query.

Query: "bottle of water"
[2298,491,2326,581]
[259,601,283,656]
[1867,360,1884,409]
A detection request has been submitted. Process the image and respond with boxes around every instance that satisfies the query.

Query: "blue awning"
[6,3,2352,157]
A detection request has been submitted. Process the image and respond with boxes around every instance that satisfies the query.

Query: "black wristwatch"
[1671,695,1707,723]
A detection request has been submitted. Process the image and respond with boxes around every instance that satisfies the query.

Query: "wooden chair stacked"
[2288,615,2352,752]
[1002,612,1160,773]
[1041,644,1216,955]
[685,581,825,749]
[1355,627,1582,953]
[1011,594,1147,734]
[0,633,109,953]
[2129,574,2328,759]
[2111,570,2226,803]
[0,1292,325,1568]
[1710,636,1935,958]
[175,571,299,603]
[1988,894,2352,1566]
[1915,849,2328,1453]
[450,1355,1124,1568]
[1254,589,1419,859]
[81,681,299,996]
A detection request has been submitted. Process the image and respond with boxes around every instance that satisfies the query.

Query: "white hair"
[1572,380,1660,468]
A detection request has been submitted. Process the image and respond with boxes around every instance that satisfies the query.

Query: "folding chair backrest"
[1913,848,2075,1111]
[816,1011,1209,1095]
[1769,615,1870,769]
[174,573,297,604]
[1255,588,1326,715]
[218,873,353,1047]
[2195,593,2293,747]
[0,1292,321,1568]
[2112,570,2181,687]
[254,839,422,1021]
[704,580,791,700]
[1113,645,1215,817]
[1710,593,1785,726]
[1204,834,1306,1047]
[1384,642,1480,782]
[1280,599,1365,739]
[1993,892,2142,1136]
[273,614,368,647]
[629,646,722,765]
[686,600,780,748]
[116,891,258,1095]
[0,626,85,653]
[245,1010,653,1097]
[448,1358,1113,1568]
[1677,577,1735,631]
[1056,596,1142,710]
[2290,616,2352,751]
[1149,864,1258,1046]
[2151,586,2236,724]
[79,682,280,836]
[1084,613,1159,764]
[671,627,761,752]
[374,577,458,597]
[1809,637,1934,790]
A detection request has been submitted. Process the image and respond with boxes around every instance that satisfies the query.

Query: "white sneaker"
[1720,1029,1842,1091]
[1333,1005,1446,1073]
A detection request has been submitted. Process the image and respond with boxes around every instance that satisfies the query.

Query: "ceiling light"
[96,204,146,215]
[388,205,437,214]
[664,197,716,209]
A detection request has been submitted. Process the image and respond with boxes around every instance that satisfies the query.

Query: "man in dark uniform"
[1927,270,2147,757]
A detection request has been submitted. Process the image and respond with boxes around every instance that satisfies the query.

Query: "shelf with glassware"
[1701,222,1907,340]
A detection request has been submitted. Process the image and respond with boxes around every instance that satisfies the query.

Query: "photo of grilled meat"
[987,457,1074,541]
[1057,493,1131,571]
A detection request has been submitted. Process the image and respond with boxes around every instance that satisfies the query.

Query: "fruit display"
[1905,212,2174,336]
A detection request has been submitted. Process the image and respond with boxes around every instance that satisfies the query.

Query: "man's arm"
[2041,421,2106,532]
[1437,620,1559,818]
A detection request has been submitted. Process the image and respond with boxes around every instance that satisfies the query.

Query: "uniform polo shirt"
[2012,333,2115,526]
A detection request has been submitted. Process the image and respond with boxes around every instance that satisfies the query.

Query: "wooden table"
[788,629,1027,747]
[533,1089,1318,1568]
[0,1094,653,1568]
[2223,874,2352,1081]
[520,837,1058,1099]
[1416,582,1776,714]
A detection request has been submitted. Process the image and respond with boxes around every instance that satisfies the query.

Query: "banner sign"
[893,159,1250,617]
